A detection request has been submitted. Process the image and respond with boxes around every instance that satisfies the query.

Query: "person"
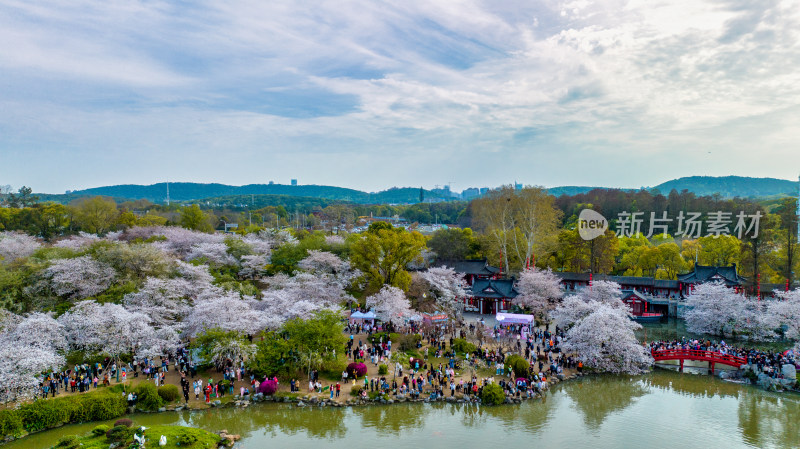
[335,382,341,398]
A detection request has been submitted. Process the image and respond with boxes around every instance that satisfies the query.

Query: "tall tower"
[797,175,799,243]
[166,182,170,206]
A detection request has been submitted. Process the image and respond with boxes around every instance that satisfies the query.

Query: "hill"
[55,183,450,204]
[653,176,798,198]
[187,194,349,210]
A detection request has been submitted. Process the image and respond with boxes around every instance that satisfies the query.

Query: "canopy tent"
[362,311,376,320]
[495,313,534,325]
[349,310,376,325]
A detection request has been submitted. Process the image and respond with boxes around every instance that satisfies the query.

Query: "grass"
[54,425,220,449]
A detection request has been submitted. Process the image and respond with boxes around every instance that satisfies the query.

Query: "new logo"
[578,209,608,241]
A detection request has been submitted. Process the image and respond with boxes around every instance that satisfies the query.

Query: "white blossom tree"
[239,254,269,280]
[767,289,800,341]
[366,285,412,324]
[58,301,154,363]
[186,242,236,266]
[420,266,470,317]
[210,336,257,369]
[182,293,279,337]
[44,255,116,300]
[561,303,653,374]
[0,345,64,402]
[12,312,66,352]
[298,250,359,289]
[685,282,773,340]
[514,268,563,317]
[0,231,41,264]
[53,232,100,249]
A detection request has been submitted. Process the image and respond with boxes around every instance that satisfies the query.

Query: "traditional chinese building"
[621,290,666,322]
[436,259,501,286]
[469,278,519,315]
[554,272,682,299]
[677,263,747,295]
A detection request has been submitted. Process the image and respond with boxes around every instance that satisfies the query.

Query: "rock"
[297,401,306,407]
[782,364,796,380]
[158,407,166,412]
[557,373,566,381]
[175,406,184,412]
[213,400,222,406]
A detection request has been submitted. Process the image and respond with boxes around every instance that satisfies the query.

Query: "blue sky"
[1,0,799,194]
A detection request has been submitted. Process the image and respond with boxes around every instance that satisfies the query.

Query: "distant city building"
[291,179,297,186]
[515,182,523,190]
[461,187,480,199]
[479,187,489,195]
[269,181,274,185]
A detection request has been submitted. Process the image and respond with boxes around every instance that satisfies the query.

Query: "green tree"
[697,235,741,266]
[427,227,480,261]
[180,204,215,232]
[773,198,799,286]
[69,196,118,234]
[350,223,425,292]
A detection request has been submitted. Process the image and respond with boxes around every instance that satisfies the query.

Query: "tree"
[472,186,562,274]
[697,235,741,267]
[561,303,653,374]
[180,204,215,232]
[182,293,278,337]
[552,280,628,328]
[282,309,346,373]
[427,228,479,261]
[350,224,425,292]
[366,285,412,324]
[514,268,563,318]
[684,282,772,340]
[210,333,257,370]
[0,231,41,264]
[418,266,469,317]
[58,301,154,365]
[44,255,117,300]
[6,186,39,208]
[69,196,118,235]
[766,289,800,341]
[774,198,799,286]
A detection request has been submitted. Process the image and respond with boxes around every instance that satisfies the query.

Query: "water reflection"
[738,390,800,448]
[643,370,743,399]
[350,403,429,435]
[564,375,647,429]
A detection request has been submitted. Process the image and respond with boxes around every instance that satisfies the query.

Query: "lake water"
[9,370,800,449]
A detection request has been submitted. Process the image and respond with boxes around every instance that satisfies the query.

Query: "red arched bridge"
[651,349,746,373]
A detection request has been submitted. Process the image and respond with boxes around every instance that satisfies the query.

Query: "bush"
[18,398,69,432]
[105,424,133,443]
[113,418,133,428]
[157,384,181,402]
[56,435,80,449]
[481,384,505,406]
[92,424,110,436]
[134,383,164,411]
[259,379,278,395]
[505,354,529,378]
[350,386,364,397]
[394,334,422,352]
[0,410,23,438]
[378,364,388,375]
[347,362,368,378]
[452,338,476,355]
[369,332,388,344]
[178,433,199,445]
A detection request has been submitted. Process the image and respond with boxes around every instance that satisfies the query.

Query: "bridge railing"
[650,349,746,366]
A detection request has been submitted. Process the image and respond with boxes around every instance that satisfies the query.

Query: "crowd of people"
[649,338,798,379]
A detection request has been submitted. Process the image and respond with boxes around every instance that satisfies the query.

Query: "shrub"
[350,386,364,397]
[346,362,368,378]
[259,379,278,395]
[0,410,23,438]
[92,424,111,436]
[158,384,181,402]
[178,433,199,445]
[18,398,69,432]
[134,383,164,411]
[481,384,505,406]
[394,334,422,352]
[452,338,476,355]
[378,364,388,375]
[505,354,529,378]
[105,424,133,443]
[369,332,388,344]
[56,435,80,449]
[114,418,133,428]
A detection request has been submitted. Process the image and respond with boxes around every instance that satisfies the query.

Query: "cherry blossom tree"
[685,282,773,340]
[210,336,257,369]
[767,289,800,341]
[186,242,236,266]
[514,268,563,317]
[53,232,100,249]
[298,250,359,288]
[0,344,64,402]
[175,260,215,286]
[552,281,628,328]
[123,277,195,327]
[366,285,412,324]
[58,301,154,362]
[44,255,116,299]
[419,266,470,317]
[182,293,279,337]
[239,254,269,280]
[561,303,653,374]
[11,312,66,352]
[324,235,345,246]
[0,231,41,264]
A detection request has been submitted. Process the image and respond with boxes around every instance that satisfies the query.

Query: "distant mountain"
[52,182,450,205]
[546,186,625,196]
[652,176,798,198]
[188,194,349,210]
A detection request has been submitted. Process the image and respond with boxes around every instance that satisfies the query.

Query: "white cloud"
[1,0,799,192]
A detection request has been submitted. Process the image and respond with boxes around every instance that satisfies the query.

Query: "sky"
[1,0,799,194]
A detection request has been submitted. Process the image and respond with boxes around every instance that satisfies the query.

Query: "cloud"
[1,0,799,193]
